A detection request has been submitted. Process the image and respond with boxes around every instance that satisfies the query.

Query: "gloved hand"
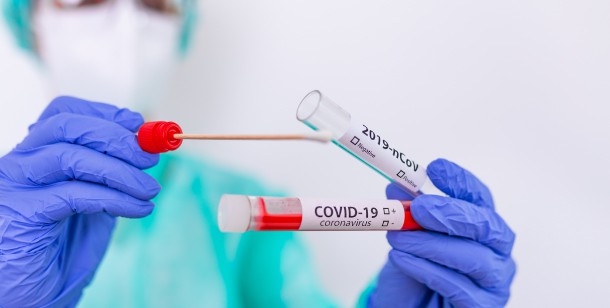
[0,97,160,308]
[369,158,516,308]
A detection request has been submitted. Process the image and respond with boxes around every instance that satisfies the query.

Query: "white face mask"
[33,0,182,111]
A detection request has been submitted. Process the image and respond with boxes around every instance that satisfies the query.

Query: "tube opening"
[296,90,322,122]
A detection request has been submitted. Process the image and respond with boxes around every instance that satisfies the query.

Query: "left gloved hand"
[368,158,516,307]
[0,97,160,307]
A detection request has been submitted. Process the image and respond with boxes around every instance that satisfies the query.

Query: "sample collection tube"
[218,194,422,232]
[296,90,427,197]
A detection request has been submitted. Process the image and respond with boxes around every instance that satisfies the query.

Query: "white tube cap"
[218,194,252,232]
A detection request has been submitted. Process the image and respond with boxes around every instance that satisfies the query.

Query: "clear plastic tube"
[297,90,427,196]
[218,194,421,232]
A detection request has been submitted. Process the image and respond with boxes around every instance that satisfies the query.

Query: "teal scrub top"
[78,153,337,307]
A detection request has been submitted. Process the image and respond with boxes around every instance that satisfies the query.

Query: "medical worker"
[0,1,516,307]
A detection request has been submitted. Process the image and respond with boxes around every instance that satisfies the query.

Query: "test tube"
[296,90,427,197]
[218,194,422,232]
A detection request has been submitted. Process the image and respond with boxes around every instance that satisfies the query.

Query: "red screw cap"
[137,121,183,153]
[402,202,423,231]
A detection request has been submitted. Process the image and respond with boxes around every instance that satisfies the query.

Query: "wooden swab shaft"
[175,134,308,140]
[172,132,333,143]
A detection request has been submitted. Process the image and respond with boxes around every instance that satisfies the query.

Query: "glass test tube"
[296,90,427,197]
[218,194,422,232]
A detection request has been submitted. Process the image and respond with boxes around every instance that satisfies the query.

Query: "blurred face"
[32,0,184,110]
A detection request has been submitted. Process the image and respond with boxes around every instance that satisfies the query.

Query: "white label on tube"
[299,199,405,230]
[337,119,427,193]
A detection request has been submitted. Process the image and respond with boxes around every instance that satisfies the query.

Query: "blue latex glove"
[369,158,516,308]
[0,97,160,307]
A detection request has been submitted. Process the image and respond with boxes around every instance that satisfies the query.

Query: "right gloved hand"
[369,159,516,307]
[0,97,160,308]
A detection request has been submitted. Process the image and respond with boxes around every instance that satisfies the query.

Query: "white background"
[1,1,610,306]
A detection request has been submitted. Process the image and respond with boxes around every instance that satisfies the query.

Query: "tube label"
[299,199,405,230]
[336,119,427,193]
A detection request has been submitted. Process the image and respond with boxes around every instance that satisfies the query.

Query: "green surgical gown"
[78,153,337,307]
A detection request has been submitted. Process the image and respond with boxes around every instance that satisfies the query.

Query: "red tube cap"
[402,201,423,231]
[137,121,183,153]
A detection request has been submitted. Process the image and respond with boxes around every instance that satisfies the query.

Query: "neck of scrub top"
[144,151,173,191]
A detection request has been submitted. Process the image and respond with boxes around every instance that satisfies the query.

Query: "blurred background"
[1,0,609,306]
